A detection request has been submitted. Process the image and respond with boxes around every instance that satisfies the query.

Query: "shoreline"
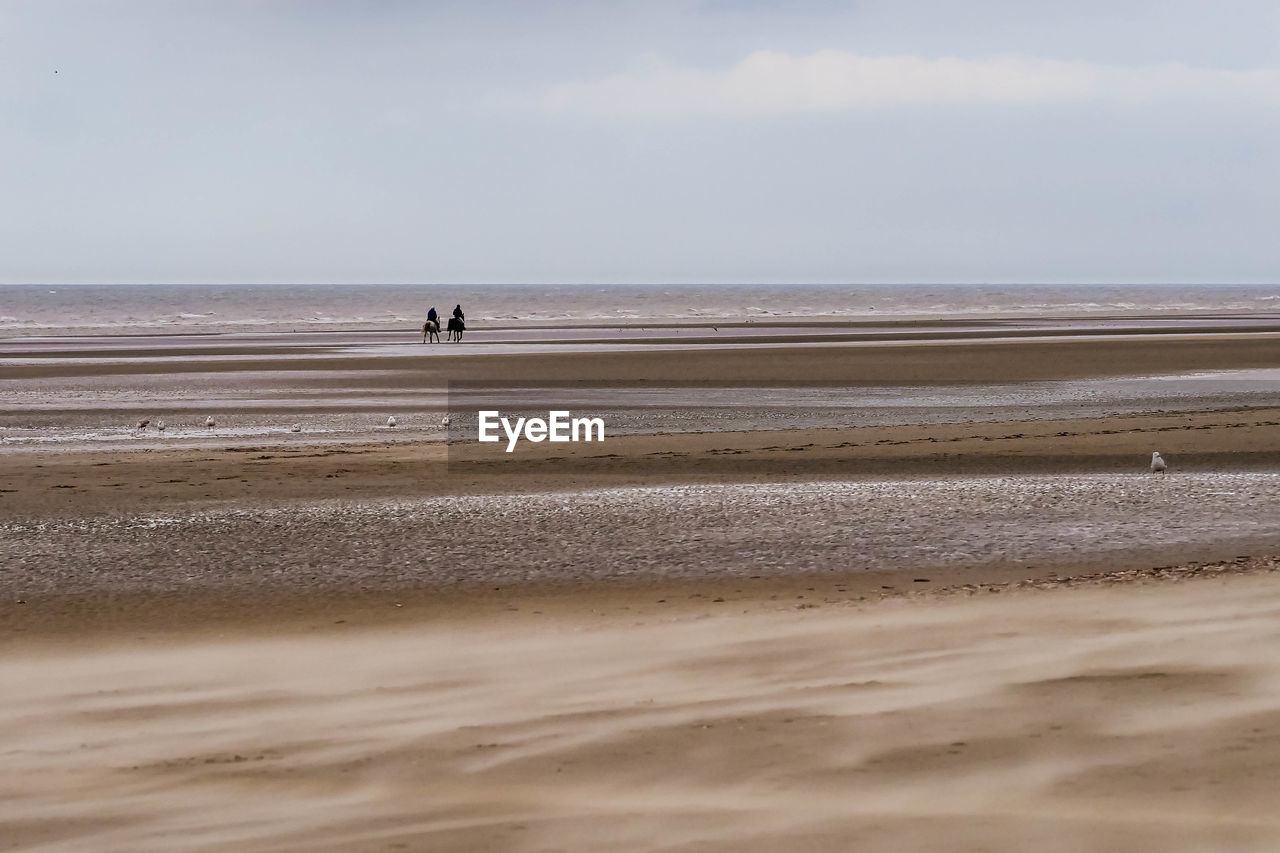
[7,326,1280,379]
[4,300,1278,337]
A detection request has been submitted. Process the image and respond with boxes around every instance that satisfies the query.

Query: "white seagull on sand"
[1150,451,1167,473]
[440,415,451,427]
[386,416,397,427]
[156,420,166,432]
[290,423,302,433]
[205,416,215,428]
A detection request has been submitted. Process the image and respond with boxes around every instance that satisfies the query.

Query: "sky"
[1,0,1277,285]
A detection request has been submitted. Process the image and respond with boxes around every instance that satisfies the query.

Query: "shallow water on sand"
[6,473,1280,596]
[3,282,1278,335]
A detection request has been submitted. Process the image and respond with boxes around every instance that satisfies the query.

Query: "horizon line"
[2,281,1277,288]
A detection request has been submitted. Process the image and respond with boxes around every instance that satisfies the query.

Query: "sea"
[1,283,1277,336]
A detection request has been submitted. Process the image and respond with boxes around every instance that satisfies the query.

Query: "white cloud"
[539,50,1280,117]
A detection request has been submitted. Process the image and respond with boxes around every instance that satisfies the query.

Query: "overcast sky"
[1,0,1277,284]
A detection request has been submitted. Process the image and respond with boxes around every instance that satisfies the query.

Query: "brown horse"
[422,319,440,343]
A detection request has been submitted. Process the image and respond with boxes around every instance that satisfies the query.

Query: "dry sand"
[5,564,1280,852]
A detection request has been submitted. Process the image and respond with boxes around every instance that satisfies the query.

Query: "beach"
[8,0,1278,843]
[3,307,1280,850]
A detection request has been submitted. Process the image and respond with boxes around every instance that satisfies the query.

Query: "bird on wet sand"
[386,416,397,428]
[135,419,150,433]
[205,416,216,428]
[290,423,302,433]
[156,421,166,433]
[1150,451,1167,473]
[441,415,451,427]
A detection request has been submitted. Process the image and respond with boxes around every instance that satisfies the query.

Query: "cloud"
[538,50,1280,117]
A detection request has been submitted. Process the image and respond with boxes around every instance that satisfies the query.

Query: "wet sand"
[4,405,1280,513]
[7,324,1280,385]
[5,322,1280,451]
[3,405,1280,645]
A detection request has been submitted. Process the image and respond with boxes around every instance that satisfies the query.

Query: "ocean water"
[1,283,1277,336]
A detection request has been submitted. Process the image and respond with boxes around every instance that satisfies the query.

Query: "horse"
[422,318,440,343]
[447,316,465,342]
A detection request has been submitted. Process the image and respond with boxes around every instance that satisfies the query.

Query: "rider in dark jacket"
[453,304,465,322]
[427,306,438,324]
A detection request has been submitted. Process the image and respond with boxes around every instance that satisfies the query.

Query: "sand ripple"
[5,572,1280,850]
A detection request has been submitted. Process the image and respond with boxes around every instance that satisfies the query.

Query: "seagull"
[1150,451,1167,473]
[156,421,166,433]
[290,423,302,433]
[205,416,216,428]
[386,415,397,428]
[135,419,150,432]
[440,415,451,427]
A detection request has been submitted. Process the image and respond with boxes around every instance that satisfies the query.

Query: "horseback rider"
[427,306,438,325]
[445,304,466,342]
